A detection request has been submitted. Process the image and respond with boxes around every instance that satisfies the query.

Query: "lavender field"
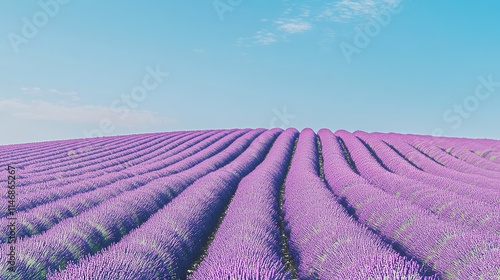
[1,128,499,279]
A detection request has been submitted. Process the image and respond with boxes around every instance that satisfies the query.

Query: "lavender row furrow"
[12,132,184,190]
[24,132,181,175]
[0,130,238,218]
[48,129,281,280]
[7,133,163,188]
[13,132,174,185]
[48,131,196,174]
[3,133,149,173]
[0,172,131,219]
[13,130,211,193]
[319,130,500,279]
[411,141,500,180]
[0,134,111,164]
[282,128,427,279]
[403,135,500,171]
[0,131,235,242]
[377,134,500,192]
[439,145,500,171]
[355,132,500,207]
[408,134,500,154]
[12,132,184,176]
[190,128,298,279]
[443,141,500,164]
[0,129,264,279]
[0,176,150,243]
[335,130,500,235]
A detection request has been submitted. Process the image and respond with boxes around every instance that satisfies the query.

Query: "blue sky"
[1,0,500,145]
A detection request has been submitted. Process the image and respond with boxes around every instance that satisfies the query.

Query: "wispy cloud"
[0,99,173,127]
[236,19,311,46]
[319,0,402,22]
[2,87,174,127]
[235,0,401,48]
[254,30,278,45]
[236,3,314,47]
[20,87,80,102]
[237,30,278,47]
[277,19,313,34]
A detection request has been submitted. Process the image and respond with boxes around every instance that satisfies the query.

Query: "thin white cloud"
[254,30,278,45]
[237,30,278,47]
[236,3,314,47]
[277,20,313,34]
[48,89,80,101]
[0,99,174,127]
[235,0,401,48]
[20,87,43,94]
[236,19,311,47]
[0,99,30,110]
[319,0,402,22]
[20,87,80,102]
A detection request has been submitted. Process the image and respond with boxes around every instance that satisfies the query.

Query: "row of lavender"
[2,132,169,176]
[8,131,196,187]
[189,129,298,279]
[1,128,499,279]
[0,129,265,278]
[48,129,435,279]
[1,133,174,193]
[319,129,500,279]
[336,131,500,234]
[48,129,286,279]
[406,133,500,165]
[0,130,247,242]
[278,129,429,279]
[0,130,232,217]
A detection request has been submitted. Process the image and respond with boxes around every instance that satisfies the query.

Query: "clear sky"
[1,0,500,145]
